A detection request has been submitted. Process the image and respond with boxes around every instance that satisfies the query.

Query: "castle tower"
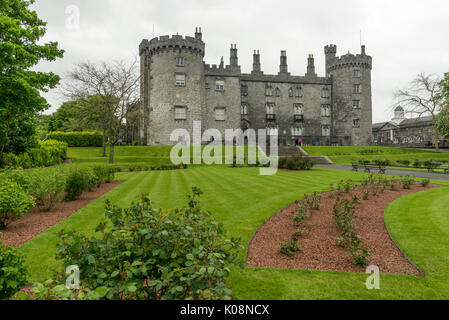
[324,45,337,77]
[139,27,206,145]
[325,44,373,146]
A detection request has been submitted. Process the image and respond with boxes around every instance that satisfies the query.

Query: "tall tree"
[394,73,443,152]
[0,0,64,156]
[64,60,140,164]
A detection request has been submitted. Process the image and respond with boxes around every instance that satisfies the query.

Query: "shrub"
[0,238,28,300]
[46,131,103,147]
[29,170,66,212]
[279,239,301,257]
[400,176,415,189]
[64,167,93,201]
[0,179,35,230]
[54,188,242,300]
[304,192,322,210]
[21,280,109,301]
[350,248,371,267]
[92,165,117,187]
[413,159,422,168]
[421,179,430,187]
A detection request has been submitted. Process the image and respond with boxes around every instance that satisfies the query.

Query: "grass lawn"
[16,155,449,299]
[303,146,449,167]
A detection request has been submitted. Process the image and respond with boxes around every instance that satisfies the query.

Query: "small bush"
[0,238,28,300]
[64,168,91,201]
[421,179,430,187]
[54,188,242,300]
[29,170,66,212]
[279,239,301,257]
[0,179,35,230]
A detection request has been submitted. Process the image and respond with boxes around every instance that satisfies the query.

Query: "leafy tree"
[0,0,64,157]
[64,60,139,163]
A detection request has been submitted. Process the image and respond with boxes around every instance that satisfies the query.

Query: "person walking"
[298,137,302,147]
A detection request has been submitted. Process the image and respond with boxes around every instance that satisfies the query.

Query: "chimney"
[219,56,224,68]
[252,49,261,73]
[361,45,366,55]
[230,44,238,67]
[195,27,202,41]
[279,50,288,74]
[306,54,317,77]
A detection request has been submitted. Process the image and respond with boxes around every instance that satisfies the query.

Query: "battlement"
[204,63,241,76]
[327,52,372,71]
[140,34,205,57]
[324,44,337,55]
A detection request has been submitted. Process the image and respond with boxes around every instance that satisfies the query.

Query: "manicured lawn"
[68,146,259,168]
[303,146,449,166]
[17,162,449,299]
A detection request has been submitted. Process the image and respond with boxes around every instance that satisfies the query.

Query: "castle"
[138,28,373,146]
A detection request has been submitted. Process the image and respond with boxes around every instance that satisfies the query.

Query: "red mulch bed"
[0,181,122,248]
[247,184,438,276]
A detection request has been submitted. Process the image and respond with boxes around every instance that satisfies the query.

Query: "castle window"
[353,84,361,94]
[353,69,361,78]
[352,100,361,109]
[266,103,275,115]
[321,125,330,136]
[175,74,185,87]
[216,80,225,91]
[265,84,274,97]
[295,86,304,98]
[322,87,330,99]
[241,84,248,96]
[215,107,226,121]
[294,104,303,115]
[289,88,294,98]
[241,103,248,116]
[275,87,281,97]
[176,57,185,67]
[321,105,331,117]
[292,127,303,136]
[353,119,360,128]
[174,106,187,120]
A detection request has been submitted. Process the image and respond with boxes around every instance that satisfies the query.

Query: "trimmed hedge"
[278,156,315,170]
[46,131,103,147]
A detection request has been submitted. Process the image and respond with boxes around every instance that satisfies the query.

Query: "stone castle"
[138,27,373,146]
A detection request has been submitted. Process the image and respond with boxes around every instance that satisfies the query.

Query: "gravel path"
[316,164,449,181]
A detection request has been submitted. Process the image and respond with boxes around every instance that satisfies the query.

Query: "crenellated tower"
[325,44,373,145]
[139,28,206,145]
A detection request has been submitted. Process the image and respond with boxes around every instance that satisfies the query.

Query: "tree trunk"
[109,139,114,164]
[102,129,107,157]
[434,124,440,153]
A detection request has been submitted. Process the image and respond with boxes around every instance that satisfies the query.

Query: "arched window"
[275,87,281,97]
[322,87,330,99]
[291,127,303,136]
[295,86,303,98]
[288,87,294,98]
[241,103,248,115]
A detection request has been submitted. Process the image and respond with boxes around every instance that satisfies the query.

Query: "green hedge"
[46,131,103,147]
[1,140,68,169]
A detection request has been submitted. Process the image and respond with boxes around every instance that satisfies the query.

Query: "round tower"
[325,45,373,146]
[139,28,206,145]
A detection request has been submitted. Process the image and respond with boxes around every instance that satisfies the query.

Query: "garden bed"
[0,181,122,248]
[247,184,437,276]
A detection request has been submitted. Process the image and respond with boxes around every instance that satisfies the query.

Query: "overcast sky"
[31,0,449,123]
